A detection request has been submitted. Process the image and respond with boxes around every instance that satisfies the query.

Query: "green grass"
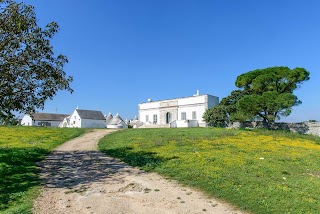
[0,126,85,214]
[99,128,320,214]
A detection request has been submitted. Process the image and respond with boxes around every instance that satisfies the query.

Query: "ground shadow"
[38,150,147,189]
[0,147,49,210]
[100,147,178,171]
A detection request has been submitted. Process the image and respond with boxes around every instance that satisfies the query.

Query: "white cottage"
[21,113,68,127]
[138,91,219,128]
[62,109,106,128]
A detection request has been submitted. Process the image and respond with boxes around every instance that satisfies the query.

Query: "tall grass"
[99,128,320,213]
[0,126,85,214]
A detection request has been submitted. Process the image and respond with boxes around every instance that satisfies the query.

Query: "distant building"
[21,113,68,127]
[138,91,219,128]
[60,108,106,128]
[128,115,143,128]
[105,113,113,126]
[106,113,128,129]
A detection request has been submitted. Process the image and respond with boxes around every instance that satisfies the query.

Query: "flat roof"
[139,94,218,105]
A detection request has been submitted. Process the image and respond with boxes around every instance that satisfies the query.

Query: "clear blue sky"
[22,0,320,122]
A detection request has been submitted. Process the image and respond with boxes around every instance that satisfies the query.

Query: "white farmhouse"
[62,109,106,128]
[138,91,219,128]
[21,113,68,127]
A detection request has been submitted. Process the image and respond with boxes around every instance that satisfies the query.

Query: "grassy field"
[0,126,85,214]
[99,128,320,214]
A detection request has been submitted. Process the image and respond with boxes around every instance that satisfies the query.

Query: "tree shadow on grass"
[0,147,49,211]
[100,147,178,171]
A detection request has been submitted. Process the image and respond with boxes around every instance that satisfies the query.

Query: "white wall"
[138,94,219,127]
[81,119,106,128]
[178,105,206,121]
[33,120,61,127]
[139,101,161,124]
[21,114,61,127]
[21,114,32,126]
[69,110,81,128]
[139,109,160,124]
[107,121,128,129]
[170,120,199,128]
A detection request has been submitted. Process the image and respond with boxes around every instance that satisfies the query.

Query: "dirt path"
[33,129,244,214]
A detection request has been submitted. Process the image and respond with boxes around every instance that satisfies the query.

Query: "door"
[166,112,171,124]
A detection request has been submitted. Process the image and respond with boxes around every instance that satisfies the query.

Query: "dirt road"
[33,129,244,214]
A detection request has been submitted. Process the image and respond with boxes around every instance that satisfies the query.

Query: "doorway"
[166,112,171,124]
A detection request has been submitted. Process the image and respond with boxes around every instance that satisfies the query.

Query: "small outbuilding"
[107,114,128,129]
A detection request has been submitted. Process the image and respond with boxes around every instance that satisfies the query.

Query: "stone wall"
[229,121,320,136]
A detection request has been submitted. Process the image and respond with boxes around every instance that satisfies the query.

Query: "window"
[153,114,157,124]
[146,115,149,122]
[181,112,186,120]
[192,111,197,120]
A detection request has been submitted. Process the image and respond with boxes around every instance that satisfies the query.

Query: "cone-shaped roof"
[105,113,113,125]
[108,114,125,125]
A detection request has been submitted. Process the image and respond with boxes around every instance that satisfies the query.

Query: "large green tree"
[235,67,309,123]
[204,66,310,126]
[203,90,247,127]
[0,0,72,122]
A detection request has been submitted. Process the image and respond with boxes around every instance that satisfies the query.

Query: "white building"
[21,113,68,127]
[138,91,219,128]
[60,109,106,128]
[105,113,113,125]
[107,114,128,129]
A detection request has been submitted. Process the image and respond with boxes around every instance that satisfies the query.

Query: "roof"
[105,113,113,124]
[31,113,69,121]
[108,114,125,125]
[76,109,105,120]
[139,94,218,105]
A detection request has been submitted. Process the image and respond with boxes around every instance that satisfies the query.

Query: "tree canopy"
[204,66,310,126]
[0,0,72,122]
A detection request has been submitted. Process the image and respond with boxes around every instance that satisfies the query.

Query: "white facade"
[138,93,219,128]
[68,110,81,128]
[61,109,106,128]
[21,113,67,127]
[21,114,33,126]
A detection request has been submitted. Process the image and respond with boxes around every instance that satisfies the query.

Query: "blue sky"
[21,0,320,122]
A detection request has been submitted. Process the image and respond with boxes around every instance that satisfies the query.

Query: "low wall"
[229,121,320,136]
[170,120,199,128]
